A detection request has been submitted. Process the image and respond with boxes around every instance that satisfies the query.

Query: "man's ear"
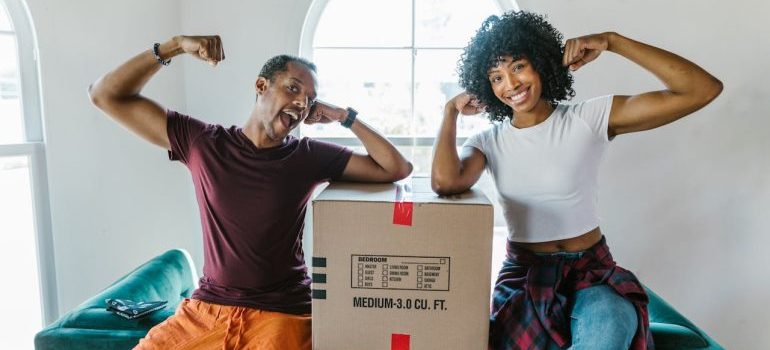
[255,77,269,95]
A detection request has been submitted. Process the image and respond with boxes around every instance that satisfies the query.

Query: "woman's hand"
[563,32,611,71]
[446,92,485,116]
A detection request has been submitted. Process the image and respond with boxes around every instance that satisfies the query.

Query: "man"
[88,35,412,349]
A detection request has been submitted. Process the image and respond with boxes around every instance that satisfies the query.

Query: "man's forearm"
[348,118,412,178]
[90,37,183,99]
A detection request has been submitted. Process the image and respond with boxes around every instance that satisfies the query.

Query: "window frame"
[0,0,58,325]
[297,0,519,151]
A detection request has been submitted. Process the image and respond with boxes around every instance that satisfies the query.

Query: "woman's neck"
[511,99,554,128]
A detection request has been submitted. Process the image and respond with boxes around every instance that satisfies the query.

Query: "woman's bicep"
[439,146,486,195]
[608,91,711,137]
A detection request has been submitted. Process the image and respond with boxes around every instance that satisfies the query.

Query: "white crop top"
[464,95,614,243]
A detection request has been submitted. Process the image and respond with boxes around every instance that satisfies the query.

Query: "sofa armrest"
[82,248,197,309]
[644,286,724,349]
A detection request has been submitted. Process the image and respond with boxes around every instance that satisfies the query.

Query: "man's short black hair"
[458,11,575,122]
[259,55,317,81]
[256,55,317,102]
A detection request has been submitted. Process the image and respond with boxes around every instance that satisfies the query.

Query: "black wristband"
[341,107,358,128]
[152,43,171,66]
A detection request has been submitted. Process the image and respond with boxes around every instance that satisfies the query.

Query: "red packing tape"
[393,183,413,226]
[391,333,410,350]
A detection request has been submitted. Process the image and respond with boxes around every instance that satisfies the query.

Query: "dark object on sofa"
[105,299,168,320]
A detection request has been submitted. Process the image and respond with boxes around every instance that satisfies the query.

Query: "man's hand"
[175,35,225,66]
[563,33,610,71]
[305,100,348,124]
[446,92,485,116]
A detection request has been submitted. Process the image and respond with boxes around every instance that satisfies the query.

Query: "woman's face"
[487,55,543,115]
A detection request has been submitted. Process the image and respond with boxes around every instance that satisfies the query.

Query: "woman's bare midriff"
[512,227,603,253]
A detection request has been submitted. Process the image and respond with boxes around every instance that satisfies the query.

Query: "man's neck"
[242,113,283,149]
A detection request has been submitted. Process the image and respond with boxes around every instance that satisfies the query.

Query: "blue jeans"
[547,284,638,350]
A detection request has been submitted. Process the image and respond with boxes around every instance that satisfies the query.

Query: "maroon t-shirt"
[167,110,352,314]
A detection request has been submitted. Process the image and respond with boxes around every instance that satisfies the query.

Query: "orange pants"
[134,299,311,350]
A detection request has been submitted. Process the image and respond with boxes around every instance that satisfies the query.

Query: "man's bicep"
[339,153,394,183]
[100,96,171,150]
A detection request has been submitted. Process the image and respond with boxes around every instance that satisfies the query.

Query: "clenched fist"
[305,100,349,125]
[446,92,485,116]
[175,35,225,66]
[562,33,610,72]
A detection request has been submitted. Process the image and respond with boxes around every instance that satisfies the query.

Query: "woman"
[431,11,721,350]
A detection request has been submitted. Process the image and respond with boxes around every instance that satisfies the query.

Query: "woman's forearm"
[431,104,463,191]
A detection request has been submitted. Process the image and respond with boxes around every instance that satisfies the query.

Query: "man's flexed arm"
[305,101,413,183]
[88,36,224,150]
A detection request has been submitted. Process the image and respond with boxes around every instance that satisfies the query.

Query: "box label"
[351,255,450,291]
[352,296,448,311]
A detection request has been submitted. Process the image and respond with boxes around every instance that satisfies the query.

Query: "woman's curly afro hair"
[458,11,575,122]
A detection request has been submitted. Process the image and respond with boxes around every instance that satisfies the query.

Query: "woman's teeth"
[509,89,528,104]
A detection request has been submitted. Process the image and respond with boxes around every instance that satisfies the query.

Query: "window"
[300,0,517,174]
[0,2,23,143]
[300,0,517,294]
[0,0,56,346]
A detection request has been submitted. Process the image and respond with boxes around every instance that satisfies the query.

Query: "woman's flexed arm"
[431,92,487,195]
[563,32,722,137]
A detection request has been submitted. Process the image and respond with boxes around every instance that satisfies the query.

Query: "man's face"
[255,62,319,141]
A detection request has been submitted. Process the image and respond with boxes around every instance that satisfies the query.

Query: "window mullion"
[410,0,417,160]
[27,144,58,325]
[313,46,412,50]
[0,142,37,156]
[313,136,467,148]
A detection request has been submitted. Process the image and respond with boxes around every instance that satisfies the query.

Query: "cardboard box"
[311,177,494,350]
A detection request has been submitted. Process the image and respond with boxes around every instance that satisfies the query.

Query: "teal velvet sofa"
[34,249,722,349]
[646,287,723,349]
[34,249,197,350]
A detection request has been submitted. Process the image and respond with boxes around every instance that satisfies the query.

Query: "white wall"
[26,0,202,318]
[30,0,767,349]
[513,1,770,348]
[178,0,312,125]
